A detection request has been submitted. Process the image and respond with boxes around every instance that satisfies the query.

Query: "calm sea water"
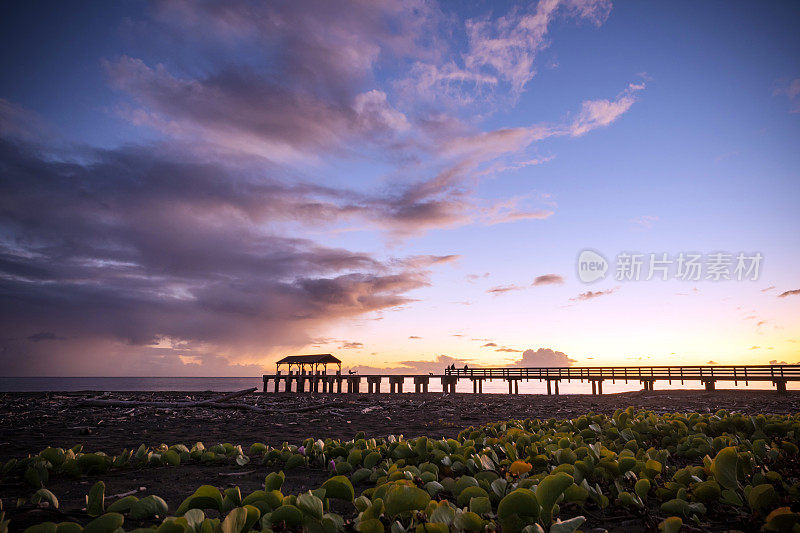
[0,376,791,393]
[0,377,264,392]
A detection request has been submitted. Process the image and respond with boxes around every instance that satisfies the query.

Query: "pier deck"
[263,364,800,395]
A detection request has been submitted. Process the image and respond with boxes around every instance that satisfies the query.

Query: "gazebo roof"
[275,354,341,365]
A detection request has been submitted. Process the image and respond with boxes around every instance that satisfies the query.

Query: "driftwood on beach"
[77,387,269,413]
[75,387,356,415]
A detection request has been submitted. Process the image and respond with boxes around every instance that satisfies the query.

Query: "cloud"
[773,78,800,113]
[0,99,50,142]
[508,348,576,367]
[482,342,498,348]
[630,215,658,229]
[0,128,451,375]
[532,274,564,286]
[350,354,469,375]
[769,359,788,365]
[496,347,522,353]
[568,83,644,136]
[487,284,525,295]
[27,332,66,342]
[339,341,364,349]
[409,0,612,101]
[570,288,616,301]
[706,360,717,364]
[778,289,800,298]
[0,1,645,376]
[408,335,422,339]
[761,286,775,292]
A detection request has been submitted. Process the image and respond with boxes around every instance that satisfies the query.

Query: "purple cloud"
[508,348,576,367]
[570,288,617,301]
[532,274,564,286]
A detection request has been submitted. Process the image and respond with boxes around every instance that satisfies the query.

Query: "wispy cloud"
[570,288,617,301]
[778,289,800,298]
[486,284,525,295]
[773,78,800,113]
[339,341,364,349]
[630,215,658,229]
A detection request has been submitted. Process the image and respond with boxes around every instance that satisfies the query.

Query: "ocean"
[0,376,264,392]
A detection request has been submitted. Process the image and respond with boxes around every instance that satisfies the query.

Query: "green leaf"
[176,485,223,516]
[692,480,721,503]
[491,478,508,498]
[268,505,304,528]
[356,519,384,533]
[657,516,682,533]
[746,484,775,513]
[297,492,323,520]
[384,484,431,517]
[32,489,59,509]
[129,495,169,520]
[634,478,651,500]
[710,447,739,491]
[720,489,743,506]
[265,472,285,492]
[55,522,82,533]
[285,454,305,470]
[497,488,540,520]
[351,468,372,485]
[40,448,65,467]
[83,513,124,533]
[536,472,573,523]
[660,499,690,517]
[106,495,138,514]
[242,505,261,532]
[320,476,354,501]
[423,481,444,497]
[183,509,205,532]
[469,496,492,515]
[23,523,57,533]
[549,516,585,533]
[86,481,105,517]
[221,507,247,533]
[453,511,484,532]
[764,507,800,532]
[456,486,489,508]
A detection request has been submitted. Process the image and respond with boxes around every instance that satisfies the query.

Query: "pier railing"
[444,364,800,383]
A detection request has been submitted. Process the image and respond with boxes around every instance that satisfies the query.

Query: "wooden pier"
[263,364,800,395]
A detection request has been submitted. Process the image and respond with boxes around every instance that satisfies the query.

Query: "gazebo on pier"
[275,354,342,375]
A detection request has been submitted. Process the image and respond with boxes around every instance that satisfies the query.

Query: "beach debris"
[76,387,264,413]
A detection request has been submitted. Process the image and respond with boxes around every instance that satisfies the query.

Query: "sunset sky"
[1,0,798,376]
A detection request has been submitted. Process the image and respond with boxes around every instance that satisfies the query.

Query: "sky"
[0,0,798,377]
